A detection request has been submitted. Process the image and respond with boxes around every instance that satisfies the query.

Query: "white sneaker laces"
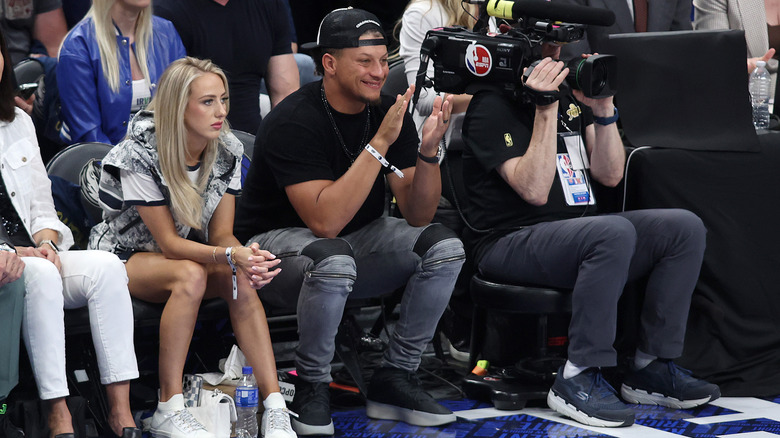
[168,409,207,432]
[265,407,298,435]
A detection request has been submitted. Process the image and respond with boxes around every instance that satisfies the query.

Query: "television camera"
[411,0,619,108]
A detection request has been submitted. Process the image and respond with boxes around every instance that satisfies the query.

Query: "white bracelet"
[364,143,404,178]
[225,247,237,300]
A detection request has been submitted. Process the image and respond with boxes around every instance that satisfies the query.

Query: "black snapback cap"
[301,7,387,51]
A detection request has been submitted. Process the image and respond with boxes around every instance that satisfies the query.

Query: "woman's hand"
[233,243,281,289]
[16,245,62,272]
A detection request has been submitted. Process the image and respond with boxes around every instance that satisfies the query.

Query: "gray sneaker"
[547,368,634,427]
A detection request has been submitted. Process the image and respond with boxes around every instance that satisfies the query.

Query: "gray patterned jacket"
[88,110,243,254]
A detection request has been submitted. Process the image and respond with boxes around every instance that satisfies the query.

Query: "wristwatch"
[418,144,443,164]
[38,239,60,254]
[0,242,16,253]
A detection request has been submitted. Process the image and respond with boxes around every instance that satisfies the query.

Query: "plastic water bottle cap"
[242,366,253,375]
[757,60,767,68]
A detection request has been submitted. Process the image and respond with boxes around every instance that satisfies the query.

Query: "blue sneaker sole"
[547,390,634,428]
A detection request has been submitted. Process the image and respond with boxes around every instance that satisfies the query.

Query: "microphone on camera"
[486,0,616,27]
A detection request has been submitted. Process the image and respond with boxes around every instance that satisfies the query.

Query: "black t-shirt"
[234,81,419,242]
[154,0,293,134]
[462,90,597,259]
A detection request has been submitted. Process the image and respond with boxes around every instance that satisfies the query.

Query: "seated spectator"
[461,42,721,427]
[0,29,141,438]
[693,0,777,77]
[553,0,693,59]
[89,57,296,438]
[57,0,185,145]
[399,0,475,145]
[155,0,299,135]
[234,8,465,435]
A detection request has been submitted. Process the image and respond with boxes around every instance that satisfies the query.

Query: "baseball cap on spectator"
[301,7,386,51]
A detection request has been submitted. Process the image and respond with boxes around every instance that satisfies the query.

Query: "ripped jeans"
[247,217,465,383]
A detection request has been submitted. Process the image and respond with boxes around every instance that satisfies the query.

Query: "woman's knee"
[169,260,208,302]
[23,257,63,300]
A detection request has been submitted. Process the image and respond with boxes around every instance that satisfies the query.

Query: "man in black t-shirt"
[155,0,299,134]
[462,44,720,428]
[235,8,465,436]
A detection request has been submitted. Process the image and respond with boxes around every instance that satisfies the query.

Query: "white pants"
[21,250,139,400]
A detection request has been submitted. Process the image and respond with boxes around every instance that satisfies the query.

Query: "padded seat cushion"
[470,274,572,314]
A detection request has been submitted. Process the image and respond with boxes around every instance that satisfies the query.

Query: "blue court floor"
[331,396,780,438]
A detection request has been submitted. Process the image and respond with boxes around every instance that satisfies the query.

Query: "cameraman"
[461,42,720,427]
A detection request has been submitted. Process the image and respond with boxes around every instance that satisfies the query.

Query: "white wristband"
[225,246,237,300]
[364,143,404,178]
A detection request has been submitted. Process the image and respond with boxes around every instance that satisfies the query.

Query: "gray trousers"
[478,209,706,368]
[0,276,25,399]
[248,217,465,383]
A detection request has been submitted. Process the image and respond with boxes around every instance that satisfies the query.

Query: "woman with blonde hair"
[57,0,185,145]
[89,57,296,438]
[399,0,477,147]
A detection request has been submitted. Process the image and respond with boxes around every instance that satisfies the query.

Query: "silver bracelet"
[364,143,404,178]
[38,239,59,254]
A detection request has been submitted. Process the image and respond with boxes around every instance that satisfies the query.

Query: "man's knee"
[301,238,357,279]
[413,224,465,269]
[665,209,706,247]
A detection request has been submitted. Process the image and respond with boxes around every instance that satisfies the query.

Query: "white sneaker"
[151,394,215,438]
[261,393,297,438]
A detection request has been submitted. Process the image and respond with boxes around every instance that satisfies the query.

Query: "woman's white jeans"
[21,250,139,400]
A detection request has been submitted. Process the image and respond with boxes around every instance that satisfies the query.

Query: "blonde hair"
[147,57,230,230]
[84,0,153,92]
[391,0,477,59]
[435,0,478,28]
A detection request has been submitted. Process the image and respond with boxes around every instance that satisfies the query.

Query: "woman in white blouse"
[0,30,139,438]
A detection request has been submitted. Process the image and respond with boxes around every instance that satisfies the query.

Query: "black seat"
[46,142,112,226]
[13,58,44,91]
[231,128,255,162]
[382,61,408,96]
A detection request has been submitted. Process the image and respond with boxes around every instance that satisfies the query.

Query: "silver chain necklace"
[320,86,371,163]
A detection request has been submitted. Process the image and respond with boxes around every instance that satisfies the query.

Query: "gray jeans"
[478,209,706,368]
[248,217,465,382]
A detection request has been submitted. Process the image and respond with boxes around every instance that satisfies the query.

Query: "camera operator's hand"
[523,57,568,109]
[370,86,413,154]
[571,53,614,115]
[420,94,452,156]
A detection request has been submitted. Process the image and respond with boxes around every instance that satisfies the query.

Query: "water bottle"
[750,60,771,129]
[235,366,259,438]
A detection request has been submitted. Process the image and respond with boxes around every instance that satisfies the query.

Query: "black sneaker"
[290,381,333,436]
[547,368,635,427]
[366,367,456,427]
[621,359,721,409]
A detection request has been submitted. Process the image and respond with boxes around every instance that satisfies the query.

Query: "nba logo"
[466,43,492,77]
